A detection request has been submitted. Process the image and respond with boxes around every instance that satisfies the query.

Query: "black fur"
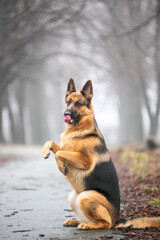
[78,131,99,139]
[94,138,108,154]
[64,109,81,124]
[116,219,127,224]
[84,160,120,212]
[71,110,81,123]
[74,101,85,108]
[76,132,108,155]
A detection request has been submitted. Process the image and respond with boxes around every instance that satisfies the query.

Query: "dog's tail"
[115,217,160,229]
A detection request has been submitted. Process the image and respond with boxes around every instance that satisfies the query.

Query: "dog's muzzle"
[64,110,73,124]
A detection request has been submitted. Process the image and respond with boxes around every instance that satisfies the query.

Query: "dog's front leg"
[42,141,67,175]
[55,151,92,170]
[42,141,60,159]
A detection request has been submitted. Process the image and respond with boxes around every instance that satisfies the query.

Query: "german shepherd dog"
[42,79,160,230]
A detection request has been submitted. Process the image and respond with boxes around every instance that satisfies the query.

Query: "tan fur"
[63,219,80,227]
[77,191,112,229]
[116,217,160,229]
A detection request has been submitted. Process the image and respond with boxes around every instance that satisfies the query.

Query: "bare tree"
[0,0,160,145]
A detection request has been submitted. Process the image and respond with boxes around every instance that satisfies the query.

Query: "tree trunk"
[3,87,16,143]
[0,95,5,143]
[149,116,159,136]
[150,0,160,137]
[118,84,143,144]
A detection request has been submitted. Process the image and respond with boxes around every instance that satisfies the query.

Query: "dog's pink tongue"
[64,115,72,123]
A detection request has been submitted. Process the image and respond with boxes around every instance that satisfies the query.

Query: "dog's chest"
[66,166,86,193]
[60,137,82,152]
[60,135,94,193]
[60,138,86,192]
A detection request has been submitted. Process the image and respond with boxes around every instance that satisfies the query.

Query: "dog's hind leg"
[76,191,113,230]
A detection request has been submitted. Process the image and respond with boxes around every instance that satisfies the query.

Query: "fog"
[0,0,160,146]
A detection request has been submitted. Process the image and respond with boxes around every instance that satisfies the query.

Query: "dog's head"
[64,79,93,125]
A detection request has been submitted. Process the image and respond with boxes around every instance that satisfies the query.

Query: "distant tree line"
[0,0,160,145]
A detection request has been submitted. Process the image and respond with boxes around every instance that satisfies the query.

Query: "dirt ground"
[112,148,160,240]
[0,145,160,240]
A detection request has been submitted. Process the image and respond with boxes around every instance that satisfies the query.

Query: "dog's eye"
[75,101,83,107]
[66,99,72,106]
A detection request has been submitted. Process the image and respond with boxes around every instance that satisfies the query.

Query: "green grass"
[120,150,149,177]
[120,149,158,178]
[149,198,160,207]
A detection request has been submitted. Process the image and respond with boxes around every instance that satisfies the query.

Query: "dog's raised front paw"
[42,141,52,159]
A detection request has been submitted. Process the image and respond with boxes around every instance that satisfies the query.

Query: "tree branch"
[99,10,160,40]
[26,50,109,71]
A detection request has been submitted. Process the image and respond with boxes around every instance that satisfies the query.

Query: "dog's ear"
[81,80,93,106]
[65,78,76,101]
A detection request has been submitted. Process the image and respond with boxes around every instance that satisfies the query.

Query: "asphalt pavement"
[0,145,126,240]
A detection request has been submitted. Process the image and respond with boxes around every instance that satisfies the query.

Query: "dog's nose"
[64,110,72,116]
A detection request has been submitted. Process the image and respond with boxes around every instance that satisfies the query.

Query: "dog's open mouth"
[64,110,74,124]
[64,114,73,123]
[64,109,81,124]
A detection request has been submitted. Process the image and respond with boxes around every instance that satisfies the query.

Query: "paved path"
[0,145,126,240]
